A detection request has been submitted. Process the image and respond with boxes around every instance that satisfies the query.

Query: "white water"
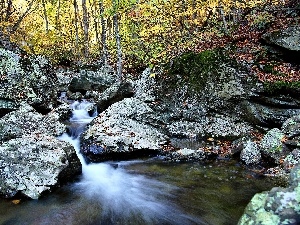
[59,101,204,225]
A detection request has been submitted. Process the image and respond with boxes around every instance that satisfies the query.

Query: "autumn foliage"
[0,0,299,75]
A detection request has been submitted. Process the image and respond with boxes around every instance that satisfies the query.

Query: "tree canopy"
[0,0,293,72]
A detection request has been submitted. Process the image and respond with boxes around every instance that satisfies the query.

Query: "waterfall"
[58,100,205,225]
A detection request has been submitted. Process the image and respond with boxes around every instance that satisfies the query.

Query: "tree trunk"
[113,0,122,79]
[218,2,229,35]
[42,0,49,32]
[99,0,108,63]
[5,0,13,22]
[11,0,35,34]
[55,0,61,28]
[82,0,89,58]
[73,0,79,57]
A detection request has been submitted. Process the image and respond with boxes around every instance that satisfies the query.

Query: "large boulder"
[150,49,300,140]
[80,97,168,162]
[56,64,134,113]
[0,102,69,144]
[262,25,300,51]
[0,102,81,199]
[238,166,300,225]
[0,48,57,115]
[0,134,81,199]
[68,65,117,94]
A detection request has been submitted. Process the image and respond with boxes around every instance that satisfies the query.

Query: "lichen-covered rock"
[260,128,286,163]
[283,149,300,172]
[0,102,68,143]
[0,48,57,113]
[262,25,300,51]
[163,148,206,162]
[133,68,157,102]
[166,114,252,139]
[68,65,117,93]
[80,97,168,162]
[238,166,300,225]
[239,100,300,127]
[282,114,300,138]
[0,134,81,199]
[86,80,134,112]
[0,99,19,118]
[240,141,261,165]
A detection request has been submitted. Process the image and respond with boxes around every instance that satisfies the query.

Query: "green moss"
[165,48,233,91]
[263,81,300,94]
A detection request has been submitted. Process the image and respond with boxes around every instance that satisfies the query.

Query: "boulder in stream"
[80,97,168,162]
[238,166,300,225]
[0,134,81,199]
[0,102,81,199]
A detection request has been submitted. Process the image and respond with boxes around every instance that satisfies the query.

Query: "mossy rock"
[165,48,235,91]
[263,81,300,95]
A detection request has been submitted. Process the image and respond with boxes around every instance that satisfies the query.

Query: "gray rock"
[0,134,81,199]
[239,100,300,127]
[0,99,18,118]
[164,148,206,162]
[283,149,300,172]
[80,98,168,162]
[260,128,286,163]
[282,114,300,138]
[68,65,117,93]
[0,102,68,144]
[0,48,57,113]
[133,68,157,102]
[240,141,261,165]
[166,114,252,139]
[238,166,300,225]
[262,25,300,51]
[86,80,134,112]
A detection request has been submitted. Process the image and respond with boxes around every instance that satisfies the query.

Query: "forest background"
[0,0,297,77]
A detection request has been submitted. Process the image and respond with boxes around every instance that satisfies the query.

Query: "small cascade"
[58,100,204,225]
[65,100,97,138]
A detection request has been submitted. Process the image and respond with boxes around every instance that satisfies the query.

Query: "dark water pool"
[0,159,280,225]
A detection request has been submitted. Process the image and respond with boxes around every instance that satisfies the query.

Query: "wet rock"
[240,141,261,165]
[238,166,300,224]
[59,64,134,113]
[86,80,134,112]
[80,98,168,162]
[0,134,81,199]
[260,128,287,163]
[163,148,206,162]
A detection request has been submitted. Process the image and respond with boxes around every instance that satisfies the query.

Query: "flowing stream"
[0,101,280,225]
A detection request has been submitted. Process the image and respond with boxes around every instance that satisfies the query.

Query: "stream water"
[0,101,280,225]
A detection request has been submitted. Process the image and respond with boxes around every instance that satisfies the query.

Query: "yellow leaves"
[140,24,163,37]
[11,199,21,204]
[149,73,156,78]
